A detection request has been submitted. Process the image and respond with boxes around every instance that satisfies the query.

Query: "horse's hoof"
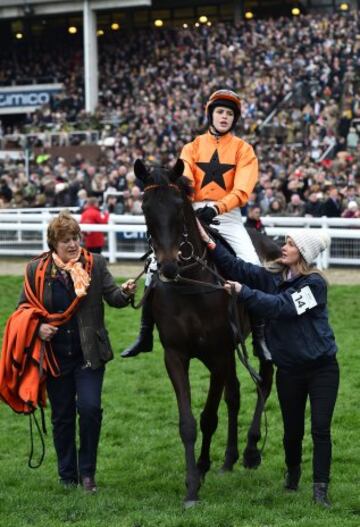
[184,500,198,509]
[243,448,261,469]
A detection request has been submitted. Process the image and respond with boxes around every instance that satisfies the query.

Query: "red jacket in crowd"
[80,204,109,250]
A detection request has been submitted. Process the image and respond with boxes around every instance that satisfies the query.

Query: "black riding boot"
[250,316,272,362]
[313,482,331,508]
[284,465,301,491]
[121,293,154,358]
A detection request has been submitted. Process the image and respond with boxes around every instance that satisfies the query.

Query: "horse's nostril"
[162,261,178,279]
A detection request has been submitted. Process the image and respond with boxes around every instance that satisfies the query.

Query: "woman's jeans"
[47,364,104,482]
[276,357,339,483]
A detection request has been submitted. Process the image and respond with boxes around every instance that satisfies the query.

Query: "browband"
[144,183,180,192]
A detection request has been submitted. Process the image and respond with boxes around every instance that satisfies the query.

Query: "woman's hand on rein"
[196,218,216,249]
[196,218,209,241]
[38,323,58,341]
[224,280,242,295]
[121,279,137,296]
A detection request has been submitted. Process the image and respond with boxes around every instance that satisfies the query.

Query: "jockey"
[121,89,271,361]
[181,89,260,262]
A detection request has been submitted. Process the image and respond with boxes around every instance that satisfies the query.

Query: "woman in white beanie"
[198,224,339,508]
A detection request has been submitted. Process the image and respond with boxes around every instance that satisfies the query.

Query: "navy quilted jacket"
[212,243,337,369]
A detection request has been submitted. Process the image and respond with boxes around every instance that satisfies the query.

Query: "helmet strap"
[209,124,231,137]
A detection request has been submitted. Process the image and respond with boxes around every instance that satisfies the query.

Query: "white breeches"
[193,201,260,265]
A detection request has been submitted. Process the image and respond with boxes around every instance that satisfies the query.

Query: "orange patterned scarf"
[52,249,91,297]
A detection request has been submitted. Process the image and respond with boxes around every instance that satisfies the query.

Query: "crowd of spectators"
[0,12,360,218]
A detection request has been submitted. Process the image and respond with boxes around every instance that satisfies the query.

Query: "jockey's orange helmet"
[205,89,241,130]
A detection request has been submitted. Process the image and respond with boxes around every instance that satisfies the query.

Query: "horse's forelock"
[146,167,193,198]
[148,167,170,186]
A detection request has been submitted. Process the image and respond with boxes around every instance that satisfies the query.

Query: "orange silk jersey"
[180,131,258,214]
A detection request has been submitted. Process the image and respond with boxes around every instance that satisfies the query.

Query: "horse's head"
[135,158,196,280]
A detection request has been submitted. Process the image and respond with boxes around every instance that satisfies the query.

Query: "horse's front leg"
[196,369,226,480]
[164,350,200,508]
[243,359,274,469]
[221,353,240,472]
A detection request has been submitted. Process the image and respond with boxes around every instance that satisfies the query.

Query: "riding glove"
[196,205,219,225]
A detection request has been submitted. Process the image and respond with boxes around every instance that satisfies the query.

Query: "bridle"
[129,179,268,451]
[143,181,201,271]
[133,181,262,381]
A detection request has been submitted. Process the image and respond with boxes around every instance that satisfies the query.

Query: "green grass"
[0,276,359,527]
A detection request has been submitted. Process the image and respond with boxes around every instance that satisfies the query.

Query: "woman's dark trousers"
[47,364,104,483]
[276,357,339,483]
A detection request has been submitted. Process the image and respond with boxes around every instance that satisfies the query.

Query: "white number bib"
[291,286,318,315]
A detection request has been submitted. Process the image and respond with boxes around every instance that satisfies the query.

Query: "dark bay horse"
[134,158,281,507]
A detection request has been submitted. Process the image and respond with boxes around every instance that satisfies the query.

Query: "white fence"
[0,209,359,269]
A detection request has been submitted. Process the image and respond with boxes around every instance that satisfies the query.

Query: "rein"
[129,267,149,309]
[130,242,262,386]
[176,252,262,382]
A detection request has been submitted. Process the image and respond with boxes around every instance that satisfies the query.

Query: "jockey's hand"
[38,323,58,341]
[121,279,137,296]
[196,205,219,225]
[224,280,242,295]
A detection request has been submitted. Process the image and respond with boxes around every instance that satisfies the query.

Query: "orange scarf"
[0,250,93,415]
[52,249,91,297]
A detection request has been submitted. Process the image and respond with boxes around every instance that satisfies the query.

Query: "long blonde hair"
[266,255,328,283]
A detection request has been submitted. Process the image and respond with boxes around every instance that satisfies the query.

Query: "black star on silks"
[197,150,235,190]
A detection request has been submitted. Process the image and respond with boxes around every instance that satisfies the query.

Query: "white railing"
[0,210,359,268]
[262,216,360,268]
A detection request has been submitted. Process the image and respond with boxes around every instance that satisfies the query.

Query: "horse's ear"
[134,159,149,183]
[169,159,184,183]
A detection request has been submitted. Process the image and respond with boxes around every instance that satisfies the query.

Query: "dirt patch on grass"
[0,258,358,285]
[322,268,360,285]
[0,258,143,279]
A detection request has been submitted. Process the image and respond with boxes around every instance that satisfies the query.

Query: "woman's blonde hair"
[47,211,81,251]
[266,253,328,283]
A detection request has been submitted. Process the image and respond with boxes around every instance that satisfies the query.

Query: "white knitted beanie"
[286,229,331,264]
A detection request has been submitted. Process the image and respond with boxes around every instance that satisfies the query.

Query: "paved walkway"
[0,258,358,284]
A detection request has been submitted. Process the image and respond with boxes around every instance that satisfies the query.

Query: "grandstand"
[0,0,359,238]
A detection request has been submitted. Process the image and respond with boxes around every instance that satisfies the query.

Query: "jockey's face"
[55,235,81,263]
[280,237,301,267]
[211,106,234,134]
